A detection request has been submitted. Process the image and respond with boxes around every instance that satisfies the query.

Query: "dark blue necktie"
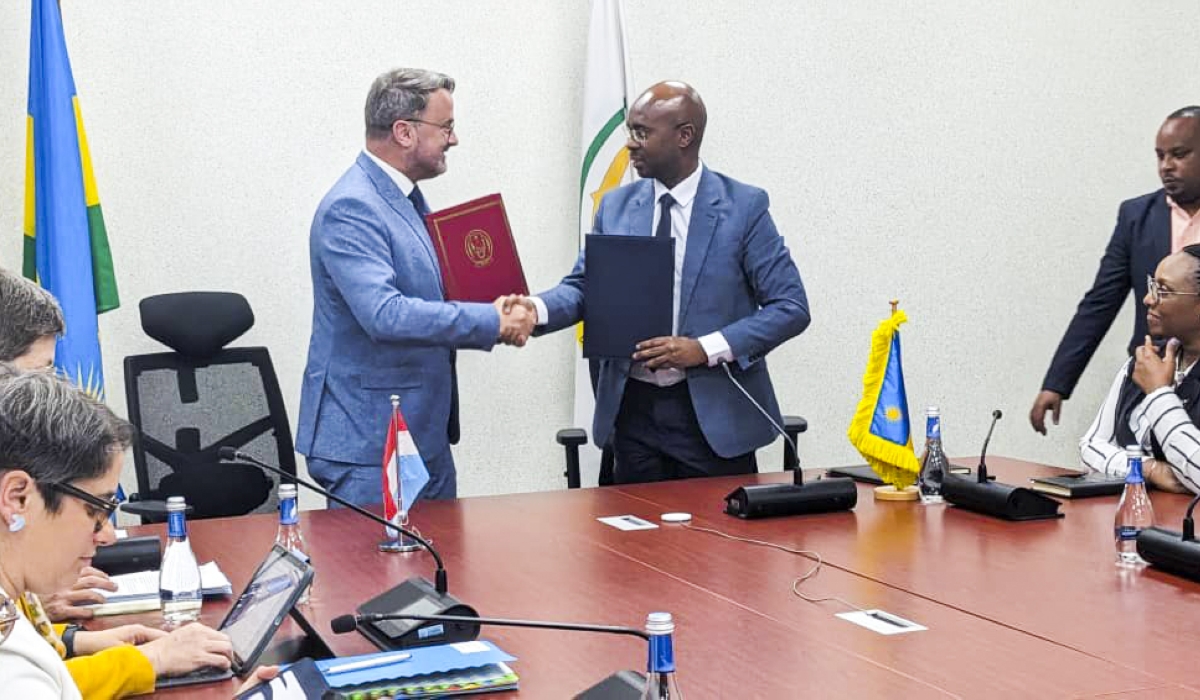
[655,193,676,239]
[408,185,431,218]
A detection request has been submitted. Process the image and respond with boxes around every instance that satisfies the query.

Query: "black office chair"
[122,291,297,523]
[556,415,807,489]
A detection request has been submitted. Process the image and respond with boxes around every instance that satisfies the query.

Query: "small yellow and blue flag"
[847,309,920,488]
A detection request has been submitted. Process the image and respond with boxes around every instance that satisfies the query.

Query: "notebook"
[1029,472,1126,498]
[86,561,233,616]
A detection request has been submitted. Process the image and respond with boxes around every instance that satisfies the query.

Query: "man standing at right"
[1031,107,1200,434]
[516,81,810,484]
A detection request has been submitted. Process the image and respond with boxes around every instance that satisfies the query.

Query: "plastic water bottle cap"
[645,612,675,634]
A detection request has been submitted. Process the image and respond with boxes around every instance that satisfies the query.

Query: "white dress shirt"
[532,164,733,386]
[364,150,417,197]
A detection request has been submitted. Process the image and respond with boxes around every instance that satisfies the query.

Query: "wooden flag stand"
[873,300,920,502]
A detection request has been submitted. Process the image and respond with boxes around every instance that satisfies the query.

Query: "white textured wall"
[0,2,1193,507]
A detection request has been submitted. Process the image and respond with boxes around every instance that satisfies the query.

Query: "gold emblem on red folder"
[464,229,494,268]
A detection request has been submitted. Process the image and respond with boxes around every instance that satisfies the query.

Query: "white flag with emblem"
[574,0,636,485]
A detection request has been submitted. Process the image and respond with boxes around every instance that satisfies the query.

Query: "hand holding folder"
[582,234,674,359]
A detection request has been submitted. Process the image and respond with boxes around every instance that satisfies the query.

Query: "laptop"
[156,544,314,688]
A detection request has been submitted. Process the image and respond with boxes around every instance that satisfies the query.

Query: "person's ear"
[0,471,34,532]
[677,123,695,149]
[391,120,415,148]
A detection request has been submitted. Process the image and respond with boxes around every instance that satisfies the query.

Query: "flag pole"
[379,394,425,553]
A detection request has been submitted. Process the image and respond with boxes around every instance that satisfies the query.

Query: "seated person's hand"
[138,623,232,678]
[43,566,116,622]
[1144,458,1191,493]
[236,666,280,695]
[72,624,166,656]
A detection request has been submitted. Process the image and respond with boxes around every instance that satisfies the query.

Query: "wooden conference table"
[111,457,1200,699]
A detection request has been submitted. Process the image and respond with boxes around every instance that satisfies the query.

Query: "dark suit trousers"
[612,379,756,484]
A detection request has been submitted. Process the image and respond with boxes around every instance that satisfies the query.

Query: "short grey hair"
[364,68,455,139]
[0,365,134,513]
[0,267,64,362]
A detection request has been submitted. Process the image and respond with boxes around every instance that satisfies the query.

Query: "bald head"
[625,81,707,187]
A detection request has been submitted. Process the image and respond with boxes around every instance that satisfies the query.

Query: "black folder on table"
[583,234,674,359]
[1029,472,1125,498]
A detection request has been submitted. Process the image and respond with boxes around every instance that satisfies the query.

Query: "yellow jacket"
[18,594,156,699]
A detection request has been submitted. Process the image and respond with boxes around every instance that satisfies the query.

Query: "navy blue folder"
[582,234,674,359]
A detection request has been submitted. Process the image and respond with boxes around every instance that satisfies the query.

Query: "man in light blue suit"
[297,69,533,505]
[514,82,810,483]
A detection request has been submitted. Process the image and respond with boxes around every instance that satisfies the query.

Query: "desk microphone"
[217,447,478,648]
[718,364,857,519]
[333,612,660,699]
[1137,491,1200,582]
[940,409,1063,521]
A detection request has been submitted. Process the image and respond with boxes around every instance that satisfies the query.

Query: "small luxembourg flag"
[382,395,429,535]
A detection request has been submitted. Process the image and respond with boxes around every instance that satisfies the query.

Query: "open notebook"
[86,562,233,616]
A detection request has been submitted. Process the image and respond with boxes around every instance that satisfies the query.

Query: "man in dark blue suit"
[1031,107,1200,434]
[296,69,534,506]
[510,82,810,483]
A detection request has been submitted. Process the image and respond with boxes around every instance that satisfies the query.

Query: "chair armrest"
[556,428,589,489]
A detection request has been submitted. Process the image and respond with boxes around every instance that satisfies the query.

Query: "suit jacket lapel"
[356,153,442,279]
[678,169,720,327]
[1149,192,1171,265]
[629,181,655,237]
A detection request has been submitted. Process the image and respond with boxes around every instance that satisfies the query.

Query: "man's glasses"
[47,482,119,533]
[624,122,692,144]
[404,118,456,138]
[1147,275,1200,305]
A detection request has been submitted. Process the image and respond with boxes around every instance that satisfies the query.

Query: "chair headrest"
[139,292,254,358]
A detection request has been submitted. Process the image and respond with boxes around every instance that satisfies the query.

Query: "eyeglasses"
[403,118,456,138]
[1147,275,1200,304]
[47,482,119,533]
[624,122,691,144]
[0,594,16,647]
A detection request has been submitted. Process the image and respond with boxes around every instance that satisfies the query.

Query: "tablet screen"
[219,546,310,669]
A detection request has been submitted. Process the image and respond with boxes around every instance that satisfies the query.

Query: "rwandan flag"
[847,309,920,488]
[24,0,119,399]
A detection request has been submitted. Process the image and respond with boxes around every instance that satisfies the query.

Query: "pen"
[327,652,412,675]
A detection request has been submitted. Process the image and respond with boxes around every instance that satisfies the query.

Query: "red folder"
[424,193,529,303]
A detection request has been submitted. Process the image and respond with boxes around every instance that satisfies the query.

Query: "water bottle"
[274,483,311,603]
[159,496,202,624]
[918,407,949,505]
[1115,446,1155,566]
[639,612,683,700]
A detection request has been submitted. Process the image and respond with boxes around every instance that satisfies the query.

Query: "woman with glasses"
[0,366,237,698]
[1080,244,1200,493]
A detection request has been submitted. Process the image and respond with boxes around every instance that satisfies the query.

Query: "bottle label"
[1126,456,1144,484]
[280,497,299,526]
[167,510,187,539]
[926,416,941,440]
[647,633,676,673]
[1115,525,1140,541]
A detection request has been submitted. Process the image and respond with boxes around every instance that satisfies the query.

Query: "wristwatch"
[60,624,81,658]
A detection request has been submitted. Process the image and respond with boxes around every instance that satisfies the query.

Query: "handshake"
[493,295,537,347]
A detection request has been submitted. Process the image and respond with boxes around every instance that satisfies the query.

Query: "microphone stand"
[218,448,480,650]
[941,409,1062,521]
[976,409,1002,484]
[719,364,858,519]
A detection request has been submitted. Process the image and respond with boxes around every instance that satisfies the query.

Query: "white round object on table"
[660,512,692,523]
